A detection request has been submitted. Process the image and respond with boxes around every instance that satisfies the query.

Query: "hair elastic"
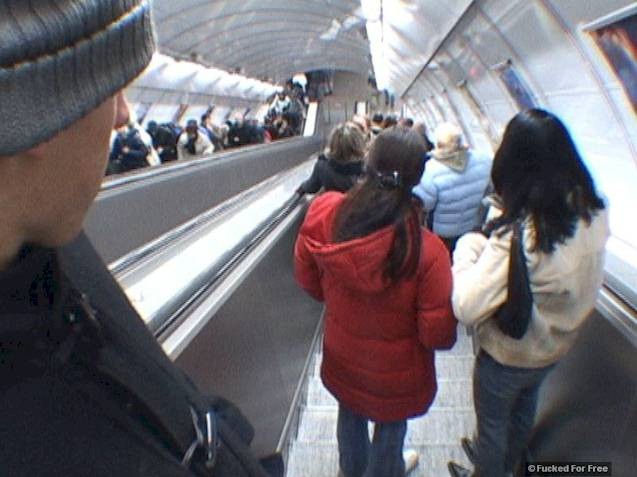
[370,169,403,189]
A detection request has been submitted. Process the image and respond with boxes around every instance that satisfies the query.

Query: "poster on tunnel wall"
[456,81,500,149]
[590,12,637,116]
[495,60,537,111]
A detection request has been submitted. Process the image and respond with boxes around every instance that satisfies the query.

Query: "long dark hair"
[489,109,605,253]
[333,127,427,282]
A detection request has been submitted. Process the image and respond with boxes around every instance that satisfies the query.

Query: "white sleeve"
[177,135,187,161]
[201,134,214,154]
[452,231,509,325]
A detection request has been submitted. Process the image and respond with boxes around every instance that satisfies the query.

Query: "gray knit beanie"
[0,0,156,156]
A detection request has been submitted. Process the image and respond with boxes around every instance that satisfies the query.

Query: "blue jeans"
[474,351,554,477]
[337,404,407,477]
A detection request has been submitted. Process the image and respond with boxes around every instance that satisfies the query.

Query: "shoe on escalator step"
[448,460,474,477]
[404,448,419,475]
[461,436,478,465]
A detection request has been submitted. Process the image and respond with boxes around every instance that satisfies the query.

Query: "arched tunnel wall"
[401,0,637,258]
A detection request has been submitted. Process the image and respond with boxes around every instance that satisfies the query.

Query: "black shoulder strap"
[58,233,276,477]
[495,221,533,340]
[58,234,206,460]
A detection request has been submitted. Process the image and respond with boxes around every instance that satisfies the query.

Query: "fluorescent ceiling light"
[361,0,381,21]
[362,0,390,90]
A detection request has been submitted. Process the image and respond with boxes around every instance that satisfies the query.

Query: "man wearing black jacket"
[0,1,278,476]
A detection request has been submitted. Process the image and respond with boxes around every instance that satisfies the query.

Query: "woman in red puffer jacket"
[294,127,457,477]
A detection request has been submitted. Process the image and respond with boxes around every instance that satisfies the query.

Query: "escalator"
[98,156,325,458]
[86,123,636,476]
[285,328,476,476]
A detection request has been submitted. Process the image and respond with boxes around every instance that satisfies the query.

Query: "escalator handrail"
[597,283,637,347]
[111,160,314,335]
[108,169,293,275]
[159,198,310,359]
[101,135,317,191]
[154,193,303,339]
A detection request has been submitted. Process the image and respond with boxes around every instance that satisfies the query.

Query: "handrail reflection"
[112,160,313,335]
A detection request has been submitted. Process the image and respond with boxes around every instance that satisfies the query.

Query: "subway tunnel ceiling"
[151,0,371,84]
[150,0,473,94]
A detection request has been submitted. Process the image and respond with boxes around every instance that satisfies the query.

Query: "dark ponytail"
[333,127,427,282]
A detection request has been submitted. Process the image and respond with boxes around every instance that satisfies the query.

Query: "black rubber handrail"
[101,136,314,191]
[153,193,304,339]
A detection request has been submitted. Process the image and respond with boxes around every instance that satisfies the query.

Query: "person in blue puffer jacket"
[413,122,492,253]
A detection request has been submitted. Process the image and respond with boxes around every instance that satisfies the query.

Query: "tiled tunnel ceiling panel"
[369,0,474,96]
[152,0,371,83]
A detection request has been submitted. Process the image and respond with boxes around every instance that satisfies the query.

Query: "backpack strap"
[58,233,277,476]
[56,237,217,473]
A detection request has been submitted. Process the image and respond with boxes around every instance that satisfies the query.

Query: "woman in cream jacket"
[448,109,609,477]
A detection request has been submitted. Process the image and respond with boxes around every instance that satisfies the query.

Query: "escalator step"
[285,441,473,477]
[286,329,476,477]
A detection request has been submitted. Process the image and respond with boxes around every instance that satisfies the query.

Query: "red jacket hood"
[294,191,458,422]
[300,192,398,294]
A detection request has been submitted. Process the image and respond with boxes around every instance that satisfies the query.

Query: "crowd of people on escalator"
[0,3,610,477]
[294,110,609,477]
[106,81,309,176]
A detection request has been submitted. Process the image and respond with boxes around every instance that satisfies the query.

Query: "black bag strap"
[51,284,209,470]
[476,182,495,229]
[62,360,195,474]
[57,234,276,476]
[495,220,533,339]
[510,221,530,287]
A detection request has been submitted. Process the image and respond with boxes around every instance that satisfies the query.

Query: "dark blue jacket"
[109,127,149,173]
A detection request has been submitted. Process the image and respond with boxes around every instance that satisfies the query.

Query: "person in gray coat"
[413,122,491,252]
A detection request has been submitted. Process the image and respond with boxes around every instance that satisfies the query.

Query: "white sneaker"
[404,449,419,475]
